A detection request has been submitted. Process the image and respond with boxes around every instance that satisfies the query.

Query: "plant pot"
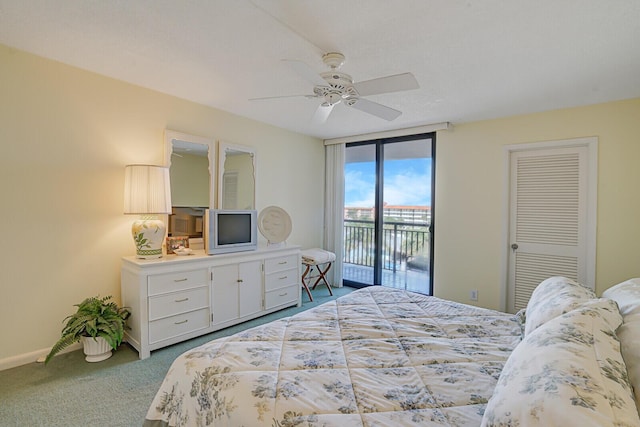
[81,336,113,362]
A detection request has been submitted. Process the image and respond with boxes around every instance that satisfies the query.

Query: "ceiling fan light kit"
[253,52,419,124]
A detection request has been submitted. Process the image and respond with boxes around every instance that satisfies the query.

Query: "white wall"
[434,98,640,309]
[0,44,324,367]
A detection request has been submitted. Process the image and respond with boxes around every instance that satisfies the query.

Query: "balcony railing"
[343,219,430,272]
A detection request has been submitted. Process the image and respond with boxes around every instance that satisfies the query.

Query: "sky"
[345,158,431,207]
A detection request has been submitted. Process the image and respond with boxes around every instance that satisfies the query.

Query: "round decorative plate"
[258,206,292,244]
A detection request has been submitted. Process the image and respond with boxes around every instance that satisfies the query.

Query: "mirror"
[164,130,215,242]
[218,141,256,210]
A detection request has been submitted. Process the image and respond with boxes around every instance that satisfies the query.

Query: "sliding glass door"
[343,133,434,294]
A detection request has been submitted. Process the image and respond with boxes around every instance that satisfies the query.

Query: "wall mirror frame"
[217,141,256,211]
[164,130,215,245]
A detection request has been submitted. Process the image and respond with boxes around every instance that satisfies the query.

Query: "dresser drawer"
[265,267,298,291]
[149,308,210,344]
[148,286,209,321]
[265,285,298,309]
[148,269,209,295]
[264,255,298,274]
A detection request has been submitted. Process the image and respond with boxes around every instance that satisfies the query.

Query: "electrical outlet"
[470,290,478,301]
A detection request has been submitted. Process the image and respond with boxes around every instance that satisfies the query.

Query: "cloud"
[383,168,431,205]
[345,160,431,207]
[345,169,375,207]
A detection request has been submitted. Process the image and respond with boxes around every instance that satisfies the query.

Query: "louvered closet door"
[508,146,589,312]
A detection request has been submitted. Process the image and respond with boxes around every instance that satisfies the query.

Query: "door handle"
[511,243,519,250]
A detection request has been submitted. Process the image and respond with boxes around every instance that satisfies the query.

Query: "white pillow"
[602,278,640,412]
[482,298,640,427]
[524,276,596,336]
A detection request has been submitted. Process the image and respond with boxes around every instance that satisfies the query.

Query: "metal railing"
[343,219,430,272]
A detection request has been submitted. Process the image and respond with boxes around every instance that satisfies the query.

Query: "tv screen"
[204,209,257,255]
[217,213,252,245]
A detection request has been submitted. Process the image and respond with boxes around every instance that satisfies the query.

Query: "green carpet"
[0,286,354,427]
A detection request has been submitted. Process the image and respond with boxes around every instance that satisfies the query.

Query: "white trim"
[323,122,452,145]
[216,140,256,210]
[164,129,214,168]
[0,342,82,371]
[499,151,511,312]
[501,136,598,311]
[164,129,216,209]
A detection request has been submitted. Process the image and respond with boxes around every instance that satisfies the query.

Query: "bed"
[144,279,640,427]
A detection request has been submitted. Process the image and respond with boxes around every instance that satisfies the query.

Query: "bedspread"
[144,286,522,427]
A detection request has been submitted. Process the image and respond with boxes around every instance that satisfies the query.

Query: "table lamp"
[124,165,172,259]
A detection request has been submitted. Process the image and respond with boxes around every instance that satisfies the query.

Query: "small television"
[204,209,258,255]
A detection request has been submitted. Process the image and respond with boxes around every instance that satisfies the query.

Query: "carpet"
[0,286,354,427]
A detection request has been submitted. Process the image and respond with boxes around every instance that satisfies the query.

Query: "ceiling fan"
[251,52,419,124]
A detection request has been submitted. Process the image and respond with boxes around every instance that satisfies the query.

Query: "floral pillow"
[602,278,640,412]
[482,298,640,427]
[524,276,596,336]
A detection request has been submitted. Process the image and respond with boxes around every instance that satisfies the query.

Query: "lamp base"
[132,216,166,259]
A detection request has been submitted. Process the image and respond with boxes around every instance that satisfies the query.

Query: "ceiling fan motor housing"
[314,71,358,105]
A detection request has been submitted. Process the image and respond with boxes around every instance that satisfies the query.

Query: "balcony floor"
[343,263,431,295]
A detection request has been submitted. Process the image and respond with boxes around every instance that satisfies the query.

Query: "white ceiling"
[1,1,639,140]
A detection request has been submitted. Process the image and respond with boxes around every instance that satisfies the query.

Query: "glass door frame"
[343,132,436,294]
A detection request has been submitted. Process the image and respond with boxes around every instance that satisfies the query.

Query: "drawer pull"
[174,278,188,282]
[237,279,244,283]
[174,319,188,325]
[279,276,288,280]
[175,298,189,302]
[279,292,288,297]
[278,261,287,265]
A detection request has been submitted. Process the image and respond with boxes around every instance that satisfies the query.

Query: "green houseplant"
[45,295,131,364]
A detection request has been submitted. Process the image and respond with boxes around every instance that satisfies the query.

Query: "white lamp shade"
[124,165,172,214]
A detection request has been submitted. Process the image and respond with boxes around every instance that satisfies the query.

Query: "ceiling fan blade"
[353,72,419,96]
[283,60,328,87]
[312,103,335,124]
[348,98,402,121]
[249,94,316,101]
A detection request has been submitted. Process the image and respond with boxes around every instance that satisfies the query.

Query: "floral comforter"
[144,287,523,427]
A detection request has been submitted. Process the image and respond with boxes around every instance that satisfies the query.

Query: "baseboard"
[0,343,82,371]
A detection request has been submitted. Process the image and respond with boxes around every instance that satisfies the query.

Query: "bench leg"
[301,263,314,302]
[311,262,333,296]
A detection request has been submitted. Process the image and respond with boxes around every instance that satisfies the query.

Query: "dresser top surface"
[122,244,300,268]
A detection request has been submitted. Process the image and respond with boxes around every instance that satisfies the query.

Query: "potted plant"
[45,295,131,364]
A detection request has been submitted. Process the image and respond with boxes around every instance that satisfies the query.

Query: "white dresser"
[121,245,301,359]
